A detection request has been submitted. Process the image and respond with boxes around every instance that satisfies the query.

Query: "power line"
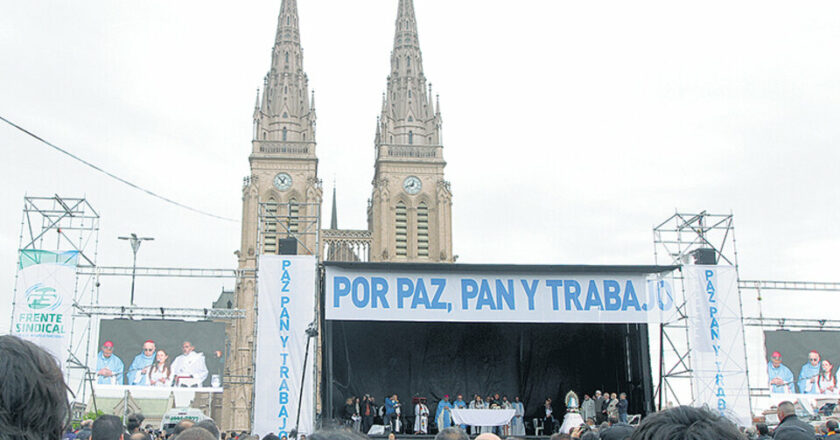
[0,114,238,223]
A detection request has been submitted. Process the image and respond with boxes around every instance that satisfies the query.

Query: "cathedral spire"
[378,0,441,147]
[253,0,315,146]
[330,183,338,229]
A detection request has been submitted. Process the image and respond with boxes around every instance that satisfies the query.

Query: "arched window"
[408,131,414,145]
[396,58,399,69]
[408,115,413,122]
[286,16,290,26]
[395,202,407,256]
[264,198,278,254]
[408,89,412,99]
[284,86,288,94]
[282,127,288,141]
[282,112,288,118]
[287,198,299,234]
[407,56,411,68]
[417,202,429,257]
[302,133,306,141]
[285,51,289,63]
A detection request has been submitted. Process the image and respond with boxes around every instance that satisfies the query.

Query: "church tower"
[223,0,321,430]
[369,0,453,262]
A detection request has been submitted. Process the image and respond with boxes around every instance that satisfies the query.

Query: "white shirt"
[170,351,208,385]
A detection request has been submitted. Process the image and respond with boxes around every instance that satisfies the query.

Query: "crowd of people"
[95,339,212,388]
[8,333,840,440]
[768,350,840,395]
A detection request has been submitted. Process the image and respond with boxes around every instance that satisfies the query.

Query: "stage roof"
[323,261,680,274]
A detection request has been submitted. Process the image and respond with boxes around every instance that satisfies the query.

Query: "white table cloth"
[451,408,516,427]
[559,412,585,434]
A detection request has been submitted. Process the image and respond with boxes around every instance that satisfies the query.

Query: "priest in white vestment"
[511,396,525,436]
[171,340,209,387]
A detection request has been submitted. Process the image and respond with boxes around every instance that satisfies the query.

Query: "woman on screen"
[818,359,837,394]
[148,349,172,387]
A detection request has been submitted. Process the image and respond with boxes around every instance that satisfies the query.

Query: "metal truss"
[12,195,101,408]
[74,304,245,320]
[652,210,750,412]
[739,280,840,291]
[78,266,237,278]
[744,317,840,330]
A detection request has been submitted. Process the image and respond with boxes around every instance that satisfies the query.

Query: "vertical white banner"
[11,250,79,368]
[685,265,751,426]
[254,255,317,437]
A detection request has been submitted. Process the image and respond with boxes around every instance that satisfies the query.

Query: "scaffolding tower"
[652,211,745,409]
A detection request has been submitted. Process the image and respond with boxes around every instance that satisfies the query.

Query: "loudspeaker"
[278,238,298,255]
[690,248,717,265]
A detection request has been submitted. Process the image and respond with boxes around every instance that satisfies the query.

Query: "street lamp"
[118,233,154,305]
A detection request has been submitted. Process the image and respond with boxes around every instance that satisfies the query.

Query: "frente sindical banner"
[685,264,752,427]
[253,255,316,438]
[12,249,79,368]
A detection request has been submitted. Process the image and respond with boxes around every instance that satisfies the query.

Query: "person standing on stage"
[595,390,607,424]
[127,339,156,386]
[384,394,401,433]
[767,351,795,393]
[361,394,375,434]
[148,348,172,387]
[436,395,455,431]
[798,350,822,394]
[607,393,619,420]
[581,394,596,422]
[542,398,556,434]
[500,396,513,436]
[468,394,486,435]
[414,397,430,434]
[511,396,525,436]
[96,340,125,384]
[453,394,467,431]
[617,393,629,423]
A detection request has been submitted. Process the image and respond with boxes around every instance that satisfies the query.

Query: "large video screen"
[764,330,840,396]
[94,319,226,390]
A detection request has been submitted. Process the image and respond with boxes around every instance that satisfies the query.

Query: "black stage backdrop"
[326,321,652,427]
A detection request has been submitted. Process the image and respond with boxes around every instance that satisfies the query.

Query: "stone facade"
[223,0,452,431]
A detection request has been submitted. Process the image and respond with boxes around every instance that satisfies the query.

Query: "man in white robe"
[414,398,429,434]
[171,340,208,387]
[511,396,525,436]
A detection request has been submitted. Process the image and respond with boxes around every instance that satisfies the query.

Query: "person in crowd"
[126,414,145,438]
[76,420,94,440]
[581,394,596,423]
[308,428,370,440]
[343,397,357,427]
[607,393,619,421]
[617,393,629,423]
[384,394,401,433]
[818,359,838,394]
[824,420,840,439]
[767,351,795,393]
[798,350,822,394]
[600,416,633,440]
[148,349,172,387]
[353,397,361,431]
[195,419,221,439]
[92,415,125,440]
[435,426,468,440]
[629,406,743,440]
[773,401,814,440]
[511,396,526,436]
[174,420,196,437]
[542,398,556,434]
[414,397,430,434]
[436,395,455,431]
[128,340,156,386]
[0,335,71,440]
[176,427,216,440]
[596,391,608,424]
[453,394,468,431]
[96,340,125,384]
[360,394,376,434]
[754,423,771,440]
[475,433,501,440]
[171,341,209,387]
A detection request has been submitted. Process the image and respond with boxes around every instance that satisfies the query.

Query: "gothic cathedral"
[224,0,452,430]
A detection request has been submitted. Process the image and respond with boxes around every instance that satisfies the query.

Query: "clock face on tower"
[403,176,422,194]
[273,172,292,191]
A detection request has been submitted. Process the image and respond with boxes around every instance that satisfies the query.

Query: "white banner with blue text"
[12,250,79,368]
[325,266,677,323]
[253,256,316,437]
[685,265,752,426]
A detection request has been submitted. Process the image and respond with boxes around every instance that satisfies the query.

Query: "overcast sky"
[2,0,839,381]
